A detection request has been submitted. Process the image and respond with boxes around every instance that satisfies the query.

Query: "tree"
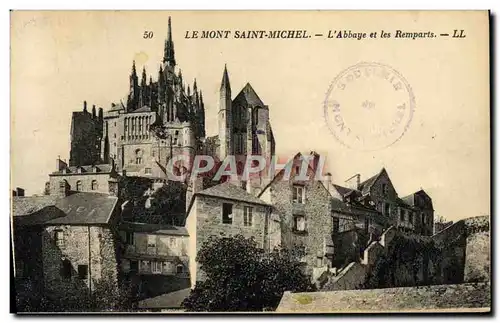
[181,235,315,312]
[146,181,186,225]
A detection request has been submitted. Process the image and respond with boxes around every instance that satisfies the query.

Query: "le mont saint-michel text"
[184,29,437,40]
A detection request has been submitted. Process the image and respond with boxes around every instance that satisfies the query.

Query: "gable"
[362,168,398,198]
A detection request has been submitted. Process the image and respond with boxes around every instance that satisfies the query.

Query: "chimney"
[16,187,25,197]
[323,172,332,192]
[57,157,68,171]
[92,105,97,118]
[345,174,360,190]
[83,100,87,112]
[309,151,320,174]
[98,107,104,121]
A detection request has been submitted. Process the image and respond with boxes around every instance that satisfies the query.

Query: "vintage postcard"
[10,11,490,313]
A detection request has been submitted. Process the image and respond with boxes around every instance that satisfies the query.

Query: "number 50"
[143,31,154,39]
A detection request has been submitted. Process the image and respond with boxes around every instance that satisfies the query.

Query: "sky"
[11,11,490,221]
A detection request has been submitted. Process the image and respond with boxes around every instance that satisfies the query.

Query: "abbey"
[66,17,206,185]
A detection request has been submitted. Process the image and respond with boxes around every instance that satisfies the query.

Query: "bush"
[182,235,315,312]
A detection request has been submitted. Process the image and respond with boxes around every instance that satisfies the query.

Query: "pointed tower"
[199,90,206,138]
[148,76,154,108]
[163,16,176,69]
[102,121,110,164]
[139,66,148,108]
[218,64,232,159]
[127,60,139,112]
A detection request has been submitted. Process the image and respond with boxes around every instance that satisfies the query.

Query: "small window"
[169,237,177,248]
[60,259,72,279]
[384,203,390,216]
[176,264,183,274]
[294,215,306,232]
[130,260,138,273]
[400,209,405,222]
[243,206,253,227]
[55,230,65,247]
[332,217,340,233]
[145,168,152,175]
[409,212,414,223]
[147,235,156,248]
[140,260,151,272]
[59,181,65,194]
[125,232,134,245]
[152,150,156,157]
[382,184,388,196]
[76,180,82,191]
[78,265,88,279]
[91,180,98,191]
[364,218,370,232]
[222,203,233,224]
[152,261,162,274]
[292,186,305,204]
[295,165,300,175]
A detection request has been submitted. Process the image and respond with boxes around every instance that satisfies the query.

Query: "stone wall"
[463,215,490,283]
[190,195,270,283]
[277,282,491,313]
[323,216,489,292]
[266,177,333,272]
[49,173,112,195]
[42,225,119,304]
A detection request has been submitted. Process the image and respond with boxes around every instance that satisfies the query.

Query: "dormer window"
[292,186,305,204]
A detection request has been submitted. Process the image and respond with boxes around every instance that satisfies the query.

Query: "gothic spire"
[163,16,176,67]
[220,64,231,92]
[141,67,147,88]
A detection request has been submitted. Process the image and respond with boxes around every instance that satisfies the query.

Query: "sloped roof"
[358,173,380,195]
[198,181,270,206]
[46,192,118,225]
[138,288,191,309]
[120,221,188,236]
[332,184,359,197]
[12,196,59,217]
[51,164,114,175]
[401,194,415,205]
[134,105,152,113]
[233,83,265,107]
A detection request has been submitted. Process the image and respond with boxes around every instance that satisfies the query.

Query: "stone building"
[333,168,434,236]
[69,17,205,179]
[258,152,387,277]
[12,192,122,309]
[118,221,190,305]
[48,158,118,197]
[205,65,276,194]
[69,102,104,167]
[118,221,189,277]
[185,181,277,286]
[401,189,435,235]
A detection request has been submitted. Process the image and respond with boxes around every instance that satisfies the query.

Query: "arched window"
[76,180,82,191]
[91,180,98,191]
[135,149,143,164]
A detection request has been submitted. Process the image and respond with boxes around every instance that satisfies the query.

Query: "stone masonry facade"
[42,225,119,302]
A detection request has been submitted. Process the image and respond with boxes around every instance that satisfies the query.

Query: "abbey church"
[63,17,274,190]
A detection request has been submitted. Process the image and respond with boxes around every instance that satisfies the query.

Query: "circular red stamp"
[323,62,415,151]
